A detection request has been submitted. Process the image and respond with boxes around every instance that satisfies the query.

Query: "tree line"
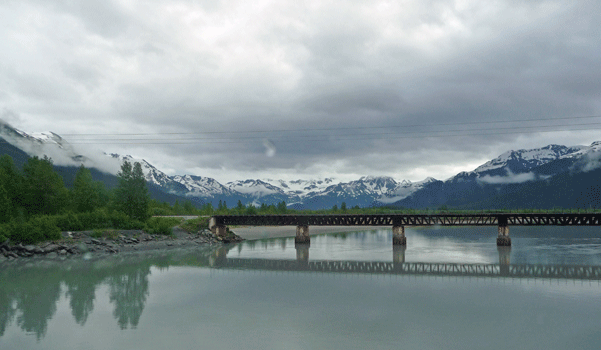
[0,155,157,244]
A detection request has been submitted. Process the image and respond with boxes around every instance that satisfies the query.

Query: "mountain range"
[1,120,600,210]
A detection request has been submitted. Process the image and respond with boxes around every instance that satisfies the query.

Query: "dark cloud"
[0,0,600,182]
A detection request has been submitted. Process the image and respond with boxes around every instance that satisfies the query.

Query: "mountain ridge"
[2,119,600,209]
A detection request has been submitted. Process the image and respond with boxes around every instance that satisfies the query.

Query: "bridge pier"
[392,225,406,246]
[496,215,511,246]
[295,225,310,244]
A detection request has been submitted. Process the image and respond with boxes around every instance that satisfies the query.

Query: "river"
[1,226,601,349]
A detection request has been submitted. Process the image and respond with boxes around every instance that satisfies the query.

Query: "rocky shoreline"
[0,227,243,261]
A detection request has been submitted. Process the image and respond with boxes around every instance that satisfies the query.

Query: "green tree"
[0,184,10,223]
[332,204,338,212]
[72,165,108,213]
[236,200,244,211]
[341,202,347,212]
[0,155,23,214]
[22,156,69,215]
[182,200,195,214]
[114,161,149,221]
[276,201,287,214]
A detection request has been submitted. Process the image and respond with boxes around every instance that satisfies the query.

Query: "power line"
[44,125,601,145]
[59,115,601,136]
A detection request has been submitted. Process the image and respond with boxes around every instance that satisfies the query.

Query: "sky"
[1,0,600,183]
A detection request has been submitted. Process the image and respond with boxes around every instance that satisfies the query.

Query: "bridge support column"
[497,225,511,246]
[392,225,406,246]
[295,225,310,244]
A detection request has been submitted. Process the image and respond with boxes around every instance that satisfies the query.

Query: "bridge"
[210,213,601,246]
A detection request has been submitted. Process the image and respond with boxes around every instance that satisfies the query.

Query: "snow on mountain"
[5,120,601,209]
[171,174,234,197]
[377,177,438,204]
[316,176,399,198]
[226,179,286,197]
[261,178,337,197]
[473,144,589,174]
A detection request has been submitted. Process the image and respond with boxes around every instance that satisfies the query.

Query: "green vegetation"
[179,216,210,233]
[0,156,166,244]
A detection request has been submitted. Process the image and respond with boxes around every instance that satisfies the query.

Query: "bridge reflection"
[211,245,601,280]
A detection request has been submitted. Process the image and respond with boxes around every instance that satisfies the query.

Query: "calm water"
[2,226,601,349]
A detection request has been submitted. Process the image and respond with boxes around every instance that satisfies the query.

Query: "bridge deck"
[212,213,601,226]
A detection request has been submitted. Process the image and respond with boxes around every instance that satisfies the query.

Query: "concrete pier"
[497,216,511,246]
[392,225,406,246]
[295,225,310,244]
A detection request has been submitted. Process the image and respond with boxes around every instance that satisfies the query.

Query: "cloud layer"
[1,0,600,182]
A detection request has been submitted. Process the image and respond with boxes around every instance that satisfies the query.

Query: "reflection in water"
[0,253,177,339]
[1,227,601,344]
[109,265,150,329]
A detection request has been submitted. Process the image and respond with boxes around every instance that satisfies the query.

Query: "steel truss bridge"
[214,258,601,281]
[211,213,601,227]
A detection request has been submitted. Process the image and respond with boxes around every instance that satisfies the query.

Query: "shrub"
[55,212,84,231]
[179,216,210,233]
[6,216,60,244]
[145,217,182,235]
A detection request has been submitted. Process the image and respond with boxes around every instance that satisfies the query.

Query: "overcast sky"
[1,0,600,183]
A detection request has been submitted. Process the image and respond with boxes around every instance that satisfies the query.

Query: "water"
[2,226,601,349]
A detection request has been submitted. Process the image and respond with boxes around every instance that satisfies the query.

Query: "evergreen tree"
[0,154,23,213]
[22,156,69,215]
[182,200,195,214]
[72,165,108,213]
[0,184,10,223]
[277,201,287,213]
[236,200,244,211]
[341,202,347,212]
[114,161,149,221]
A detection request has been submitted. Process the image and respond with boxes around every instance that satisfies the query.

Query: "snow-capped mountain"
[3,119,601,209]
[392,141,601,209]
[472,144,589,175]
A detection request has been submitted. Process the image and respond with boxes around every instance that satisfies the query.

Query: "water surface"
[1,226,601,349]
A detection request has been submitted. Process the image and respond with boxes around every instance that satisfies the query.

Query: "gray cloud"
[1,0,600,182]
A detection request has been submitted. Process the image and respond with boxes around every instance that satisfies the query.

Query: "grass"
[180,216,210,233]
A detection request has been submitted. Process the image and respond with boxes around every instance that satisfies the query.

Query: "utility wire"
[42,125,601,145]
[59,115,601,136]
